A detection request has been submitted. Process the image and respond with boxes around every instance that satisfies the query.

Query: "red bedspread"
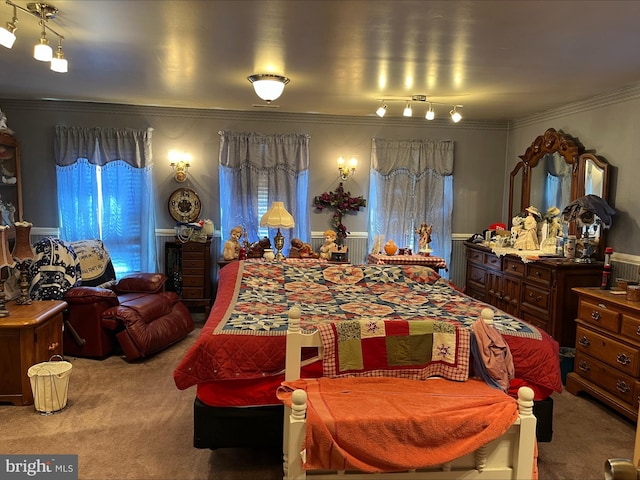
[173,261,562,399]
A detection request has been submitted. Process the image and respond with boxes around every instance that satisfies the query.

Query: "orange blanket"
[278,377,519,473]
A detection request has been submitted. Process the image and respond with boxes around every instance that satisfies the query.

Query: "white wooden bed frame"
[282,307,537,480]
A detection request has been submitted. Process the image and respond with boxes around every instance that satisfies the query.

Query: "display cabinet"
[0,132,23,228]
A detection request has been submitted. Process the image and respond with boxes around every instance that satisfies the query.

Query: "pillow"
[69,239,116,288]
[28,237,82,300]
[317,319,470,382]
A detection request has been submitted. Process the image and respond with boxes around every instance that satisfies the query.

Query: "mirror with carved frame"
[508,128,611,258]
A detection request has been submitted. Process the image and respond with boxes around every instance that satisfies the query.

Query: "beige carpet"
[0,326,635,480]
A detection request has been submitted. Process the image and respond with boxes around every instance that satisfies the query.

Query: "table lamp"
[259,201,295,260]
[0,224,17,316]
[11,221,34,305]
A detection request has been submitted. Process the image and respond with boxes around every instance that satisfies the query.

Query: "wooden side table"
[0,300,68,406]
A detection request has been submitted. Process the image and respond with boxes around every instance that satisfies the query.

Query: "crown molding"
[510,82,640,129]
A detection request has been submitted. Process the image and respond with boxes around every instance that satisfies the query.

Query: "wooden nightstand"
[0,300,68,406]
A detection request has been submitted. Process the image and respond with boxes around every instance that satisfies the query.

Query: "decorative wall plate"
[168,187,201,222]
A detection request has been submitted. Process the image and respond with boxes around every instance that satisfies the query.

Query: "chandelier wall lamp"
[248,73,290,103]
[376,95,463,123]
[0,1,68,73]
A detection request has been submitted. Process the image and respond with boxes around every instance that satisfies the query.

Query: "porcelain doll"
[319,230,337,259]
[223,225,243,260]
[513,206,541,250]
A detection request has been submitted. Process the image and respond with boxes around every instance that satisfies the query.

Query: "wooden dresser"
[165,239,212,313]
[566,287,640,421]
[465,242,602,347]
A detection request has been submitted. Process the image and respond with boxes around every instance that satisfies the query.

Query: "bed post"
[283,306,304,480]
[284,389,307,480]
[514,386,536,480]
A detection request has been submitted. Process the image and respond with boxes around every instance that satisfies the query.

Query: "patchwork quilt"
[174,261,561,396]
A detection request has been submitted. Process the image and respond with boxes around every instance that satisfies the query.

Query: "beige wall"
[0,99,508,239]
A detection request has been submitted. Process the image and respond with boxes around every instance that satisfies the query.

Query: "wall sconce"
[169,150,191,183]
[338,155,357,181]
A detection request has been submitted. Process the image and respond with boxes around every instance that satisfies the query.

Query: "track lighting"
[374,95,463,123]
[450,106,462,123]
[0,1,69,72]
[248,73,290,103]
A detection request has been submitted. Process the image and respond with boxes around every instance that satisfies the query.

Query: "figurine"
[319,230,338,259]
[247,236,271,258]
[223,225,243,260]
[415,222,433,253]
[514,206,541,250]
[0,108,11,133]
[289,238,319,259]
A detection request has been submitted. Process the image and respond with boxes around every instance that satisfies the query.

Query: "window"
[55,126,157,275]
[368,138,454,277]
[218,131,310,247]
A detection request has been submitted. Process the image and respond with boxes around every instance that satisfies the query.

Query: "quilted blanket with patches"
[173,260,561,397]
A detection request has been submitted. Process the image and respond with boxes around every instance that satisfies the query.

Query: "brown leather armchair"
[28,237,194,361]
[63,273,194,361]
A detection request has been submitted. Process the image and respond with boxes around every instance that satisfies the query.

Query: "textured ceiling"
[1,0,640,121]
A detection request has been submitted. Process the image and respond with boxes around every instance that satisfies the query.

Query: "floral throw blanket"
[214,261,541,340]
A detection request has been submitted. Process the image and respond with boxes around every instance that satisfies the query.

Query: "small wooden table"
[367,253,448,273]
[0,300,67,406]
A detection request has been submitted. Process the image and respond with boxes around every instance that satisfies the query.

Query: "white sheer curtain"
[55,126,157,275]
[218,131,310,247]
[369,138,454,276]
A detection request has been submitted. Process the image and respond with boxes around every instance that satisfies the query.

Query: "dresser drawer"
[577,299,620,333]
[182,287,204,298]
[521,283,551,314]
[183,266,204,276]
[183,258,204,269]
[575,325,639,376]
[621,314,640,345]
[503,258,524,277]
[182,242,205,253]
[182,275,204,287]
[483,253,502,271]
[525,264,552,286]
[466,248,484,265]
[466,264,486,289]
[574,351,636,404]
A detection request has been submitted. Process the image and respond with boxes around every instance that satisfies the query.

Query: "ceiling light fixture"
[425,103,435,121]
[247,73,290,103]
[450,106,462,123]
[374,95,463,123]
[0,4,17,48]
[0,1,69,72]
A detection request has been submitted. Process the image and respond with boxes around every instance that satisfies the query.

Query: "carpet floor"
[0,325,635,479]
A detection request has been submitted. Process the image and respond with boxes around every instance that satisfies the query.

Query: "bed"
[173,260,562,449]
[279,307,537,479]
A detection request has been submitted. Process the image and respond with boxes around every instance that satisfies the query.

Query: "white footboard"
[282,307,537,480]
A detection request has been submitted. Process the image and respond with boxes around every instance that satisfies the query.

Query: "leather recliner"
[28,237,194,362]
[63,273,194,361]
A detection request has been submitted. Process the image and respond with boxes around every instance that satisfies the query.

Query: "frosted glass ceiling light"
[376,103,387,118]
[450,106,462,123]
[403,102,412,117]
[50,36,67,72]
[425,103,435,120]
[248,74,290,103]
[0,5,18,49]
